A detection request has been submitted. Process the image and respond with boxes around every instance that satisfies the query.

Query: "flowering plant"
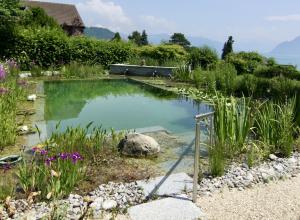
[0,64,6,81]
[17,148,85,200]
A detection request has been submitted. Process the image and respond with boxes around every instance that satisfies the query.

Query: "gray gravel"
[198,152,300,196]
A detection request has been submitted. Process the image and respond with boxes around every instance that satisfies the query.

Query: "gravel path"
[197,175,300,220]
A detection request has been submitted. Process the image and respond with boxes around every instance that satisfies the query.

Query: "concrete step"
[128,196,205,220]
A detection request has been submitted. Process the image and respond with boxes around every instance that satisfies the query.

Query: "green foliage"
[128,30,143,46]
[210,95,252,176]
[136,44,187,65]
[0,0,23,57]
[221,36,234,60]
[61,62,105,78]
[8,29,132,68]
[169,33,191,49]
[0,77,24,150]
[188,46,218,70]
[191,63,237,94]
[69,36,133,67]
[254,64,300,80]
[22,7,61,29]
[174,65,191,81]
[111,32,121,41]
[47,123,126,162]
[254,99,295,157]
[226,51,266,74]
[0,175,15,201]
[11,28,69,69]
[17,152,85,200]
[141,30,149,46]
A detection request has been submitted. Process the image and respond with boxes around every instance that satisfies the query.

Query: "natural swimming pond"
[43,79,212,174]
[44,79,212,136]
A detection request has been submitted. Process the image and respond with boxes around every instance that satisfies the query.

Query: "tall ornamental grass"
[255,99,295,157]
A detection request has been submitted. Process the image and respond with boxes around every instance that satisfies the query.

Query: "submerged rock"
[118,133,160,157]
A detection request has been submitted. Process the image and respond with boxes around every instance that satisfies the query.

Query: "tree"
[111,32,121,41]
[188,46,219,70]
[140,30,148,46]
[221,36,234,60]
[22,7,60,28]
[0,0,22,57]
[169,33,190,49]
[128,31,142,46]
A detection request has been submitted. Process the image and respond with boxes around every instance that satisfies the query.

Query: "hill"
[271,36,300,55]
[84,27,115,40]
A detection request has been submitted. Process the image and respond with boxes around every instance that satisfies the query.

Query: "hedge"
[134,44,187,64]
[7,28,134,69]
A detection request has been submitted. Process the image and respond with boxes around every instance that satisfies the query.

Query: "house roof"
[24,1,85,27]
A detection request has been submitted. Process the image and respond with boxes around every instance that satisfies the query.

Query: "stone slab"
[136,172,196,197]
[128,197,205,220]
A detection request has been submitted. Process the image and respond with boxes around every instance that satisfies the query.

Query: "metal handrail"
[192,111,214,203]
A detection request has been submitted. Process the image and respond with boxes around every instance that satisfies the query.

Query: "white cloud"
[76,0,133,31]
[266,14,300,22]
[140,15,176,33]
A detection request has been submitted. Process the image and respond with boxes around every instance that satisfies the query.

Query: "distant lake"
[266,54,300,69]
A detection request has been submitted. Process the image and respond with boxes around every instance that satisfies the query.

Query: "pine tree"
[221,36,234,60]
[140,30,149,46]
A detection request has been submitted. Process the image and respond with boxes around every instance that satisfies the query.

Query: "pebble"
[198,152,300,196]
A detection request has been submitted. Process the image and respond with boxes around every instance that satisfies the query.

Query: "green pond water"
[44,79,212,136]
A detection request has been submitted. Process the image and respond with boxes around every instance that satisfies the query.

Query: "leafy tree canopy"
[111,32,121,41]
[169,33,191,49]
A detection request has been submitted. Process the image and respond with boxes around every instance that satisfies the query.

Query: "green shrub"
[136,44,187,65]
[7,28,133,69]
[188,46,218,70]
[69,37,133,67]
[226,52,267,74]
[254,64,300,80]
[11,28,70,69]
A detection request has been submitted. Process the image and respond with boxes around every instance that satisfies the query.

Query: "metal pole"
[193,120,201,203]
[210,116,213,147]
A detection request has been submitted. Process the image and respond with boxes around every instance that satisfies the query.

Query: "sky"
[33,0,300,52]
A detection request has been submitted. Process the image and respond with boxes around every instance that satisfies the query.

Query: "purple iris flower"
[71,152,83,163]
[40,149,48,155]
[0,87,9,95]
[32,147,39,152]
[59,152,69,160]
[45,156,56,166]
[0,65,6,81]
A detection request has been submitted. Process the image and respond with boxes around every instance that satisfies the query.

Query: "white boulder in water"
[27,94,37,101]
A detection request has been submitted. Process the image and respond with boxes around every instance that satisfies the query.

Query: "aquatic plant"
[254,98,295,157]
[46,123,127,162]
[61,62,105,78]
[209,94,253,176]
